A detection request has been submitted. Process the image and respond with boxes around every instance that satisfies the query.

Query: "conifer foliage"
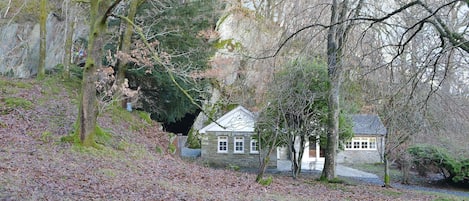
[125,0,219,123]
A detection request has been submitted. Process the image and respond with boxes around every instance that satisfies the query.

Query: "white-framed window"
[234,136,244,153]
[218,136,228,153]
[345,137,377,150]
[250,138,259,154]
[345,141,352,149]
[369,137,377,149]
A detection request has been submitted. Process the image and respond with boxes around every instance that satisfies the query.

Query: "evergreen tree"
[126,0,219,123]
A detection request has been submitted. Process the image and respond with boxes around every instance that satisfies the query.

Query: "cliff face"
[192,8,284,132]
[210,9,283,107]
[0,15,88,78]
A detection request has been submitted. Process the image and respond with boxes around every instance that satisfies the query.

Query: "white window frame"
[233,136,244,153]
[250,138,259,154]
[345,141,352,149]
[217,136,228,153]
[345,137,377,150]
[369,137,377,149]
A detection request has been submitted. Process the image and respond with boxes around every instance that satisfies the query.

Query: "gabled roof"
[199,106,256,134]
[350,114,387,136]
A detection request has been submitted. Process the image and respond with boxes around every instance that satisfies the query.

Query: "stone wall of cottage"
[337,136,385,164]
[201,131,277,168]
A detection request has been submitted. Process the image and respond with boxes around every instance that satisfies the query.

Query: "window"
[234,136,244,153]
[362,141,368,149]
[353,141,360,149]
[369,138,377,149]
[250,138,259,154]
[345,141,352,149]
[218,136,228,153]
[345,137,377,150]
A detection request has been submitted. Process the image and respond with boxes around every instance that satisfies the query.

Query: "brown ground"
[0,76,444,200]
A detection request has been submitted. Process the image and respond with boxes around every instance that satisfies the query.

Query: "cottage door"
[309,136,325,159]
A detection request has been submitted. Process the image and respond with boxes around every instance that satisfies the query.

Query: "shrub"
[408,144,469,183]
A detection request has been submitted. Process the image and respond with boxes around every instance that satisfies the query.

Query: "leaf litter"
[0,77,438,200]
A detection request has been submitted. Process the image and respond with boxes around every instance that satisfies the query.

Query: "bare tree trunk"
[294,134,307,178]
[287,133,307,179]
[383,104,392,187]
[384,151,391,186]
[78,0,122,147]
[288,134,298,178]
[321,0,341,181]
[256,112,280,183]
[116,0,140,85]
[256,130,278,182]
[63,0,74,79]
[38,0,47,79]
[322,74,341,180]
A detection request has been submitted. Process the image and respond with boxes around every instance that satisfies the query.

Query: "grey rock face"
[0,14,88,78]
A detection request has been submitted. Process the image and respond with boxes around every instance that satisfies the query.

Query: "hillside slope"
[0,76,440,200]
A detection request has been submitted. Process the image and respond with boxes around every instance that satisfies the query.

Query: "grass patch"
[258,176,273,186]
[39,74,81,96]
[0,78,33,89]
[107,102,135,124]
[71,144,118,158]
[2,97,33,109]
[345,163,401,182]
[61,125,112,147]
[94,126,113,147]
[41,76,62,95]
[107,107,152,131]
[137,110,152,124]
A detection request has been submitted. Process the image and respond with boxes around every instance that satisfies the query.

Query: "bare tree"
[115,0,144,85]
[62,0,75,79]
[255,103,281,182]
[77,0,122,147]
[256,58,330,179]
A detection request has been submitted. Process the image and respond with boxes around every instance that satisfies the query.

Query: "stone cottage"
[199,106,276,168]
[199,106,386,169]
[337,114,387,163]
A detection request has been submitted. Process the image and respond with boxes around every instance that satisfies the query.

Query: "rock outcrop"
[191,8,284,133]
[0,14,88,78]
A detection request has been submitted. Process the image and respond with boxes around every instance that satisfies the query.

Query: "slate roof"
[350,114,387,135]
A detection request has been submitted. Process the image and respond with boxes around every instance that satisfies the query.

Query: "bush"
[408,144,469,184]
[186,129,201,149]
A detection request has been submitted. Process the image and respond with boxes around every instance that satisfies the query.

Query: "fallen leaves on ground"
[0,77,437,200]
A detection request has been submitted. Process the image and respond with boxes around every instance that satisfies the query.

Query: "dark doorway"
[162,110,200,135]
